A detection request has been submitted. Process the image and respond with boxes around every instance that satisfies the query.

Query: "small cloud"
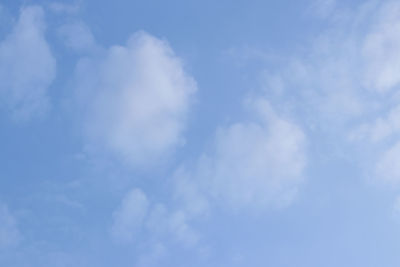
[375,141,400,186]
[47,1,81,15]
[0,203,21,250]
[362,1,400,93]
[348,105,400,143]
[111,188,149,243]
[308,0,336,18]
[111,188,200,248]
[136,242,167,267]
[393,195,400,219]
[0,5,56,122]
[58,21,96,53]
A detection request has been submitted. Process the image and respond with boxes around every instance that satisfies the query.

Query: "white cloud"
[349,105,400,143]
[309,0,336,18]
[111,188,199,247]
[111,188,149,243]
[145,204,199,247]
[340,1,400,189]
[261,36,366,128]
[376,141,400,185]
[136,242,167,267]
[349,103,400,188]
[392,195,400,218]
[0,203,21,250]
[362,1,400,92]
[173,167,210,217]
[256,1,400,130]
[48,1,81,14]
[58,21,96,53]
[175,98,307,212]
[0,6,56,121]
[254,1,400,197]
[74,32,196,167]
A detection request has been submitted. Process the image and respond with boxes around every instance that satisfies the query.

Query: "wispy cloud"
[111,187,199,262]
[0,203,21,250]
[256,0,400,200]
[111,188,149,243]
[309,0,337,18]
[47,1,82,15]
[58,21,96,53]
[0,6,56,121]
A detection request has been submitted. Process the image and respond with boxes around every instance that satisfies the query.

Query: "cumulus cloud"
[175,98,307,213]
[136,242,167,267]
[256,1,400,131]
[111,189,149,243]
[111,188,198,247]
[74,32,196,167]
[0,6,56,121]
[146,204,199,246]
[47,1,81,14]
[0,203,21,250]
[392,195,400,218]
[309,0,336,18]
[375,142,400,185]
[362,1,400,92]
[58,21,96,53]
[258,39,365,128]
[341,1,400,188]
[255,1,400,193]
[349,105,400,143]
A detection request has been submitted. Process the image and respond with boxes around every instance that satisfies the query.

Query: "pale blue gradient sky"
[1,0,400,266]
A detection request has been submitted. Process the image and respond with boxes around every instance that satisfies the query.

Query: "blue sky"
[2,0,400,266]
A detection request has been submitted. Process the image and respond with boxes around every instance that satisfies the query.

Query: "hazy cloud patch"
[0,6,56,121]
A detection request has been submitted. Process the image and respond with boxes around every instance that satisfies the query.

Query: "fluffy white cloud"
[357,104,400,186]
[58,21,96,53]
[75,32,196,167]
[0,6,55,121]
[145,204,199,246]
[263,39,365,126]
[0,203,21,250]
[175,98,307,212]
[362,1,400,92]
[343,1,400,188]
[256,1,400,195]
[349,104,400,143]
[111,188,198,247]
[376,141,400,185]
[257,1,400,130]
[111,188,149,243]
